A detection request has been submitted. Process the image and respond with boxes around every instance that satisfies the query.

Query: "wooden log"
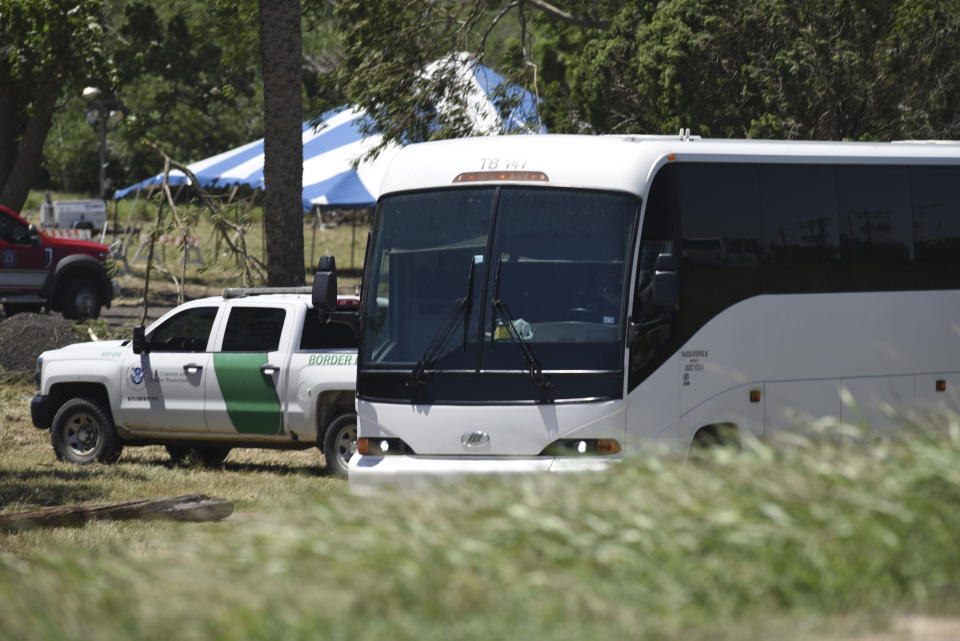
[0,494,234,532]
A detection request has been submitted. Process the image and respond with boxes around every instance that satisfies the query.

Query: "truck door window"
[148,306,218,352]
[221,307,286,352]
[0,211,29,245]
[300,311,358,350]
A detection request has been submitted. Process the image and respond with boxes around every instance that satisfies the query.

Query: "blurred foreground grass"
[3,370,960,640]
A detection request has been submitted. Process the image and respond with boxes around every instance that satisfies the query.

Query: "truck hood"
[41,339,128,361]
[40,233,110,253]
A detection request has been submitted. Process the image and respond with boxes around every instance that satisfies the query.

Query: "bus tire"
[322,412,358,478]
[692,424,741,450]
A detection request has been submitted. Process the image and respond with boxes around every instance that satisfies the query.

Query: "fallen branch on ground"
[0,494,234,532]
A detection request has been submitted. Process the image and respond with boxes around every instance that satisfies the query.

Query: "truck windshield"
[361,186,638,402]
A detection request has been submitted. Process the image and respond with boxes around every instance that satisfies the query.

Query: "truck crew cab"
[31,287,361,476]
[0,204,116,319]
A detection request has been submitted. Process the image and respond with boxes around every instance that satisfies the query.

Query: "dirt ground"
[0,300,173,375]
[0,313,84,374]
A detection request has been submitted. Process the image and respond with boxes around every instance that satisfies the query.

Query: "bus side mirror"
[132,326,149,355]
[312,255,361,337]
[653,253,678,310]
[654,252,675,272]
[312,255,338,315]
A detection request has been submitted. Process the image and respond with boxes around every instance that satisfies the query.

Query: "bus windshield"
[361,186,638,402]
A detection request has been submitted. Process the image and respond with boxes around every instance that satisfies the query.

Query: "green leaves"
[329,0,960,143]
[558,0,960,140]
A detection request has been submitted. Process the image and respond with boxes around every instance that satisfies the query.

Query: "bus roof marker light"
[453,170,549,183]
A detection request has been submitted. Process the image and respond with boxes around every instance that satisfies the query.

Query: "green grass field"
[3,370,960,641]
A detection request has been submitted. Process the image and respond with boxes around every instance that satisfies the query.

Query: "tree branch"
[526,0,611,30]
[479,1,520,60]
[0,494,233,531]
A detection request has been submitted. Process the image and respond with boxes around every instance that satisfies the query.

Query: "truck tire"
[166,445,231,468]
[59,276,101,319]
[51,398,122,464]
[322,412,357,478]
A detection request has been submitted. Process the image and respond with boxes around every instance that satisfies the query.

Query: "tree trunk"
[259,0,305,286]
[0,67,18,192]
[0,89,57,213]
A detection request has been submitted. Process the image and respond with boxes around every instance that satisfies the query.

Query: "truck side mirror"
[312,255,338,314]
[653,253,678,310]
[28,224,40,247]
[132,326,149,355]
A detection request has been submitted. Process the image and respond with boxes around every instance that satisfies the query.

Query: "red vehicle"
[0,204,116,319]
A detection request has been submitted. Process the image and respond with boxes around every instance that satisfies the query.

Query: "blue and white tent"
[115,57,541,211]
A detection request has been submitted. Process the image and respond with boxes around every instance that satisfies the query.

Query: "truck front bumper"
[31,395,51,429]
[347,453,617,489]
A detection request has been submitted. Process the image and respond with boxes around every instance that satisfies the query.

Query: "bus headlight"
[357,437,415,456]
[540,439,622,456]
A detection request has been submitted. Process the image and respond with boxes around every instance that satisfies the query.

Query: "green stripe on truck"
[212,353,283,435]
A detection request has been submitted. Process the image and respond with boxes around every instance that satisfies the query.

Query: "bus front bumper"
[347,453,617,489]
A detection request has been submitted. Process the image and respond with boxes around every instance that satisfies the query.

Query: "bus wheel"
[692,424,741,450]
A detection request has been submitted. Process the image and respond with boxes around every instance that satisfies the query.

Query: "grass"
[3,367,960,640]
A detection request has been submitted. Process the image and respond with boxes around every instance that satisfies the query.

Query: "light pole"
[82,87,123,203]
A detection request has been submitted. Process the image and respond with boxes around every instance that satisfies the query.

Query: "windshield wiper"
[490,257,554,393]
[410,261,475,388]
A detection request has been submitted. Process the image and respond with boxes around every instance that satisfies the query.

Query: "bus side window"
[910,166,960,290]
[759,165,840,294]
[676,163,763,341]
[837,166,913,291]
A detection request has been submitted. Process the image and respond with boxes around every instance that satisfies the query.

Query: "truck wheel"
[51,398,122,464]
[322,412,357,478]
[59,277,101,320]
[166,445,231,468]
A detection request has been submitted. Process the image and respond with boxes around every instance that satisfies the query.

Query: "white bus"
[322,134,960,486]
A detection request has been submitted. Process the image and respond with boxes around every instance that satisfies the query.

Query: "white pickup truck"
[30,288,360,476]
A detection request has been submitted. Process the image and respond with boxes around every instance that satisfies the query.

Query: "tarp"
[115,57,541,211]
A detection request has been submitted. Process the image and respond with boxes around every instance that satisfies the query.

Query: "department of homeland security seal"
[126,364,146,391]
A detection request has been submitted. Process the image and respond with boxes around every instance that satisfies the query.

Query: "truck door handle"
[261,364,279,376]
[184,364,203,375]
